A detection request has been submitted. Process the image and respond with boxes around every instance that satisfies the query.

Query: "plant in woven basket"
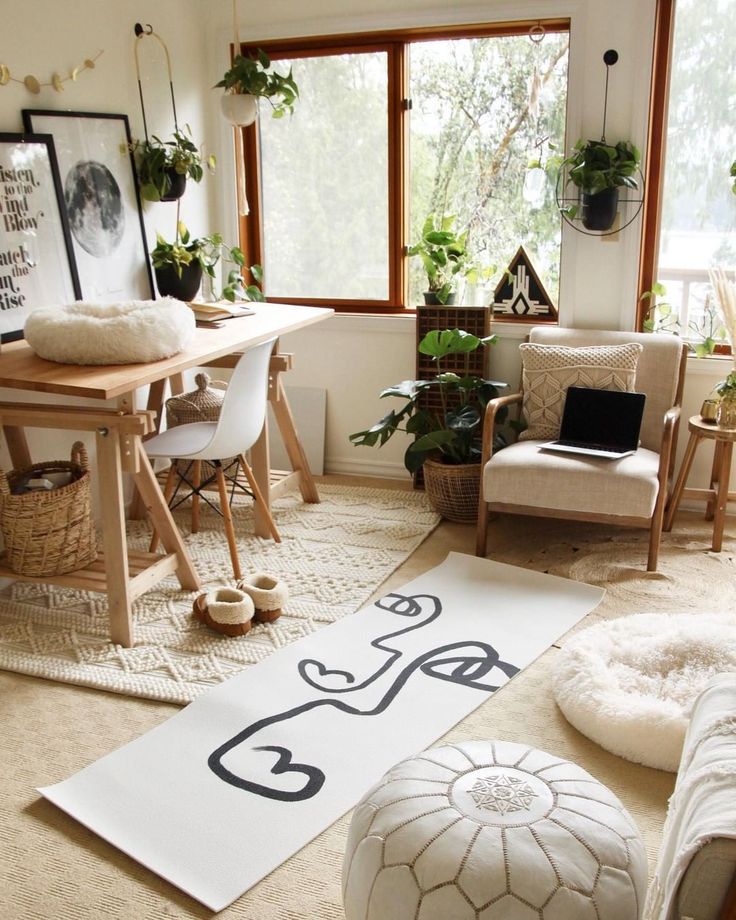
[350,328,508,473]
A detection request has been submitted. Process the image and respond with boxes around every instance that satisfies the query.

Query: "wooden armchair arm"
[480,392,523,468]
[657,405,682,486]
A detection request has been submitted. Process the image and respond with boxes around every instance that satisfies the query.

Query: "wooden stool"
[664,415,736,551]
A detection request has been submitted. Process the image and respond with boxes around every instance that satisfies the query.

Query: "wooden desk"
[0,303,333,647]
[664,414,736,551]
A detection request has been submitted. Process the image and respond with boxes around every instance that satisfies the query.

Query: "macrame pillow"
[518,341,643,441]
[24,298,195,365]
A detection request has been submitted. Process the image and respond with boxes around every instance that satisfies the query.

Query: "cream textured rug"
[0,484,440,703]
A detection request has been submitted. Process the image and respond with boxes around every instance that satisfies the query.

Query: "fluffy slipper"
[237,573,288,623]
[193,587,254,637]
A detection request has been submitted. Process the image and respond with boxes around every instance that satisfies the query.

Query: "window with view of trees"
[242,23,570,312]
[644,0,736,352]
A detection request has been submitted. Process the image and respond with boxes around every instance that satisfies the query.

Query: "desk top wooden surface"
[0,302,333,401]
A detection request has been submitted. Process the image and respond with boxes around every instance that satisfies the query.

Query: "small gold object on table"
[700,398,719,423]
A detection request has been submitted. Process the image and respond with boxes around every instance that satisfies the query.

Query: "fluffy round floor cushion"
[343,740,647,920]
[554,612,736,772]
[24,298,195,365]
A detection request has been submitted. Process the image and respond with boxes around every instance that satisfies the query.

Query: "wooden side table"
[664,415,736,551]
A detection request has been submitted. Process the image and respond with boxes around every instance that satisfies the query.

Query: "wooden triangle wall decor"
[493,246,557,321]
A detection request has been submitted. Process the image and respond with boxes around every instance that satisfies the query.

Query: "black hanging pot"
[160,168,187,202]
[422,291,457,306]
[155,261,203,301]
[581,186,619,231]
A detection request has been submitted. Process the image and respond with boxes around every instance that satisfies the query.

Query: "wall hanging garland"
[0,51,104,94]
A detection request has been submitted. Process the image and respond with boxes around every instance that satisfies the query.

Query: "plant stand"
[414,305,491,488]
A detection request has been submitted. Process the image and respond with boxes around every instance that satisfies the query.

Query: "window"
[640,0,736,351]
[240,22,570,312]
[259,50,389,301]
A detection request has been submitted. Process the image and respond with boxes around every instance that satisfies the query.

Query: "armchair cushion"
[483,439,661,518]
[518,342,643,441]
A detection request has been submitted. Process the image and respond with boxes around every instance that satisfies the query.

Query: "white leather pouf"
[343,740,647,920]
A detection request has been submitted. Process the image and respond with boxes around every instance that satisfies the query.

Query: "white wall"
[0,0,731,508]
[0,0,212,492]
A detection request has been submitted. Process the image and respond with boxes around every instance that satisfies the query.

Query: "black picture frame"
[22,110,154,302]
[0,133,81,343]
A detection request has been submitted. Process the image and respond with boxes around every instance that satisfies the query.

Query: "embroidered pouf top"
[343,740,647,920]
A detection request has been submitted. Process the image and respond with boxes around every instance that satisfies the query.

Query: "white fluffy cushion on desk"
[24,298,195,365]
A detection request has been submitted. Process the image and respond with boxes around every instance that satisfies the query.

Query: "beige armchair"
[476,327,688,571]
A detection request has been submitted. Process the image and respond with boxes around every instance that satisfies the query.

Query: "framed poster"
[22,110,154,302]
[0,133,81,343]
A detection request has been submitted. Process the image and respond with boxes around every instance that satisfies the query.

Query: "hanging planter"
[154,261,202,301]
[580,186,620,232]
[558,139,639,232]
[132,25,214,203]
[220,92,258,127]
[215,48,299,123]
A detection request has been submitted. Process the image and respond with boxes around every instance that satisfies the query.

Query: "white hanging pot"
[220,92,258,127]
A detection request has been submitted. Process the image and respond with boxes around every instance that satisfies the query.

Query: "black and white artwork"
[493,245,557,320]
[22,111,153,302]
[0,133,80,342]
[40,553,603,912]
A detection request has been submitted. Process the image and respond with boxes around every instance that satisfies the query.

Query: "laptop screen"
[558,387,646,449]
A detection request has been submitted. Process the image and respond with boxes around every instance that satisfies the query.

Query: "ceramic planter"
[581,187,619,232]
[160,168,187,202]
[220,93,258,127]
[154,261,203,301]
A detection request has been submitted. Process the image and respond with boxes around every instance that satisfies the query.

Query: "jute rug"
[0,484,440,703]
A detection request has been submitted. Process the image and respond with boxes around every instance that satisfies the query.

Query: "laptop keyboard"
[555,439,624,453]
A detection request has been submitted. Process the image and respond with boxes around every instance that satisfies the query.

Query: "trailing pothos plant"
[349,328,508,473]
[556,139,640,218]
[131,125,214,202]
[216,48,299,118]
[150,222,264,301]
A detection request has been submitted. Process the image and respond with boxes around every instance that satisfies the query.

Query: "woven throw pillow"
[518,342,643,441]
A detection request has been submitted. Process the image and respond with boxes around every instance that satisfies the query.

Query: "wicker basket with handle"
[0,441,97,576]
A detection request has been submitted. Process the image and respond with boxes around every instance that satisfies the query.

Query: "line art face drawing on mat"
[208,590,520,801]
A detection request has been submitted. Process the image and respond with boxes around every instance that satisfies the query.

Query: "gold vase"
[717,391,736,428]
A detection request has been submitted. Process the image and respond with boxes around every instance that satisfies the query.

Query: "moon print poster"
[0,134,80,342]
[23,111,153,302]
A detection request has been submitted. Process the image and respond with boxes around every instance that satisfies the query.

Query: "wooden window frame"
[637,0,731,353]
[236,19,570,313]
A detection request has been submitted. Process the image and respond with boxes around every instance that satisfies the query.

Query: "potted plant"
[216,48,299,127]
[151,222,263,302]
[131,126,214,203]
[408,214,472,305]
[558,139,640,231]
[716,370,736,428]
[350,328,507,521]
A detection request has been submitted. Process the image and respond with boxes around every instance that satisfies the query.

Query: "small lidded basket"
[165,372,235,478]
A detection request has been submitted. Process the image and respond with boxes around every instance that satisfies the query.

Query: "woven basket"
[422,458,481,523]
[166,373,235,481]
[0,441,97,576]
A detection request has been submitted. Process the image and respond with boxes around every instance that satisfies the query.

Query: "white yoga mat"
[40,552,604,912]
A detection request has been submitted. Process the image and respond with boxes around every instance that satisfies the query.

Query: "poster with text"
[0,134,80,342]
[22,111,153,303]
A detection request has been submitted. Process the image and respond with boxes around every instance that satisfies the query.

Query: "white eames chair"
[145,337,280,580]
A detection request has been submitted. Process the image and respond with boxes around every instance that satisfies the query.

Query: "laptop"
[540,386,646,459]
